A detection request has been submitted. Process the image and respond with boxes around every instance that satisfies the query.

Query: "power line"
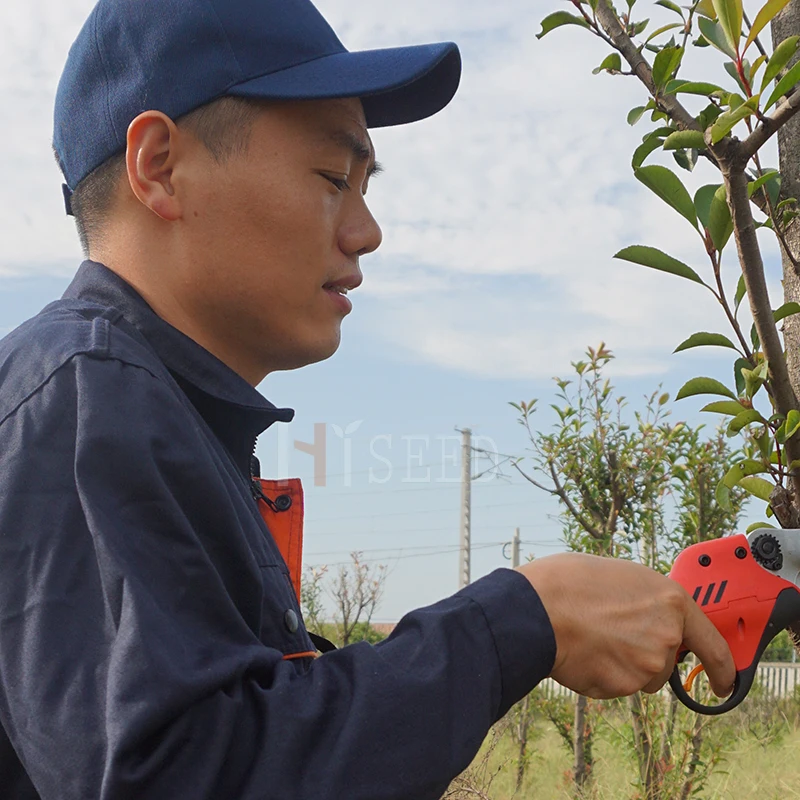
[304,498,554,525]
[306,523,559,538]
[305,541,505,568]
[301,480,540,499]
[305,539,564,558]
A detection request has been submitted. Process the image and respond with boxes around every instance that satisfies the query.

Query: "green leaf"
[751,322,761,351]
[674,331,738,352]
[646,23,684,44]
[656,0,684,15]
[766,59,800,110]
[716,480,732,510]
[739,475,774,501]
[747,521,776,533]
[652,46,685,89]
[748,169,780,197]
[634,165,698,228]
[710,97,759,143]
[663,130,707,150]
[774,301,800,323]
[708,184,734,250]
[712,0,743,53]
[615,245,705,284]
[697,0,718,18]
[751,54,768,82]
[593,53,623,74]
[700,399,748,415]
[724,60,748,93]
[735,273,747,313]
[726,408,764,435]
[676,376,737,400]
[722,458,769,487]
[785,408,800,440]
[745,0,792,53]
[695,184,717,230]
[698,16,737,59]
[537,11,590,38]
[665,80,725,96]
[734,357,751,396]
[672,148,697,172]
[698,103,724,129]
[632,135,665,167]
[761,36,800,90]
[627,106,648,125]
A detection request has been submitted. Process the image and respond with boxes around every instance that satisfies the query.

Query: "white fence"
[537,662,800,701]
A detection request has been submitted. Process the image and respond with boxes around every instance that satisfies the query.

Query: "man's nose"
[340,201,383,257]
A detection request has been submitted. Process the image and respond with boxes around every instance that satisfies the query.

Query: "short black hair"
[56,96,265,256]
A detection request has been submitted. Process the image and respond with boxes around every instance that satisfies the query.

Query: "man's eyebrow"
[326,129,384,178]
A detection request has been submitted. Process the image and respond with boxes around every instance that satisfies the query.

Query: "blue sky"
[1,0,781,620]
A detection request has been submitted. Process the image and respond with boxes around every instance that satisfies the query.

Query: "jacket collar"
[62,261,294,469]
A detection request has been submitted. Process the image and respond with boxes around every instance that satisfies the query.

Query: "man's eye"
[323,174,350,192]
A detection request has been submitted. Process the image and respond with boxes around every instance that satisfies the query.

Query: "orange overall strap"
[256,478,304,602]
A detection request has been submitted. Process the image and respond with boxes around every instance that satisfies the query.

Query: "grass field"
[449,700,800,799]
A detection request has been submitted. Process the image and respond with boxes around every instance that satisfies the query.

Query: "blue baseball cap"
[54,0,461,212]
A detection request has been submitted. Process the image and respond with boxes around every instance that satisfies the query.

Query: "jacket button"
[275,494,293,511]
[284,609,299,634]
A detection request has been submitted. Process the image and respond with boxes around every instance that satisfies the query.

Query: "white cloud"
[0,0,787,381]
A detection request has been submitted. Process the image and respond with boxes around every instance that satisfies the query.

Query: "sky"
[0,0,784,621]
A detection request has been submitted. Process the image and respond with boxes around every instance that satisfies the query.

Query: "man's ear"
[125,111,183,222]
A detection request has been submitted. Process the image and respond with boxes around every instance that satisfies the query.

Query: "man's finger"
[681,600,736,698]
[641,659,675,695]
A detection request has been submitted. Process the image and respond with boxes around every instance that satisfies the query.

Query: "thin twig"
[594,0,700,131]
[742,10,769,60]
[740,89,800,160]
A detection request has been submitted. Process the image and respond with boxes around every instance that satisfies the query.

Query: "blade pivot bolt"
[750,533,783,571]
[699,554,712,567]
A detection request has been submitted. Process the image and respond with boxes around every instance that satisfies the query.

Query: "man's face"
[174,97,383,383]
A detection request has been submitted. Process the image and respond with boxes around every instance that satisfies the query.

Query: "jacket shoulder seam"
[0,349,171,431]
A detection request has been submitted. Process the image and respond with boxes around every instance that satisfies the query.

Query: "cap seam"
[93,7,119,154]
[223,47,344,91]
[205,0,246,80]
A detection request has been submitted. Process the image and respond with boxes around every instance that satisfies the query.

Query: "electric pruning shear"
[668,527,800,715]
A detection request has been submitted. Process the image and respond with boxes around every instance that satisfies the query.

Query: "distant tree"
[510,345,746,800]
[300,553,388,649]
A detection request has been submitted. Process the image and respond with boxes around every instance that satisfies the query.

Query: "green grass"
[452,712,800,799]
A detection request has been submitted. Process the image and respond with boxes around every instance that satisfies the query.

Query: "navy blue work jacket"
[0,261,556,799]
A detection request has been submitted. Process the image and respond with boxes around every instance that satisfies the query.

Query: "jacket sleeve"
[0,354,556,800]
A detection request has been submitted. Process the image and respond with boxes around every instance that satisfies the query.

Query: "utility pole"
[458,428,472,589]
[511,527,520,569]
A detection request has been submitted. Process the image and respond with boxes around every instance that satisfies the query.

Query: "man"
[0,0,734,798]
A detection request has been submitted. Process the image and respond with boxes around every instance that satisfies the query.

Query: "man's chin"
[272,333,342,373]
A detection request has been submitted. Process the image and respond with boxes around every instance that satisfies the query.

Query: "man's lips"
[323,272,363,293]
[323,273,361,314]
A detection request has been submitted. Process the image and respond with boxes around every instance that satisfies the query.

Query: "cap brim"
[228,42,461,127]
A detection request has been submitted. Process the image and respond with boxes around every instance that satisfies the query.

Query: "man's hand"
[518,553,736,699]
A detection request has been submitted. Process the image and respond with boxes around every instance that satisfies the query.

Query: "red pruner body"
[668,528,800,715]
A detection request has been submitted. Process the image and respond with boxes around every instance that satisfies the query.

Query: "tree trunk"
[773,3,800,396]
[679,714,705,800]
[515,694,531,793]
[573,695,593,795]
[629,692,662,800]
[771,0,800,645]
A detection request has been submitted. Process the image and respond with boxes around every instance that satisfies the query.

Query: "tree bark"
[773,3,800,395]
[772,1,800,648]
[573,695,593,795]
[515,694,531,793]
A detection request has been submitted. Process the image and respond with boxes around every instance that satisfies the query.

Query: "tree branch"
[512,460,605,539]
[740,90,800,160]
[722,164,800,497]
[594,0,700,131]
